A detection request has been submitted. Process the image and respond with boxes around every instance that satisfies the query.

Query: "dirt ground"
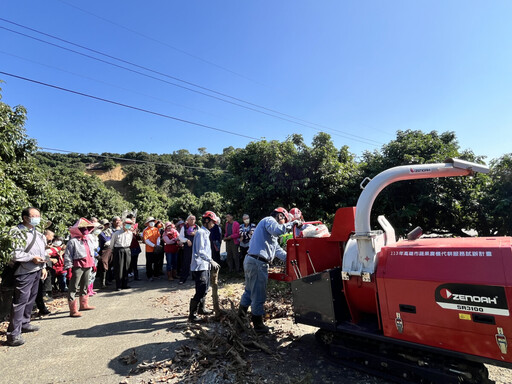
[1,274,511,384]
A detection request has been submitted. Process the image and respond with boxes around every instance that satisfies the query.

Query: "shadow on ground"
[62,317,174,338]
[108,340,190,378]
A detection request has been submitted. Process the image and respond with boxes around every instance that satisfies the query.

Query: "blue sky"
[1,1,512,163]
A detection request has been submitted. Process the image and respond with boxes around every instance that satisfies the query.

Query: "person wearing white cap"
[142,216,161,280]
[109,218,134,290]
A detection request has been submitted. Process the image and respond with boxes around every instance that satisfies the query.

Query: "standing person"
[175,220,185,278]
[238,214,256,269]
[238,207,298,333]
[97,219,112,288]
[188,211,220,322]
[142,217,160,281]
[6,207,48,347]
[153,220,165,277]
[162,222,179,281]
[64,218,97,317]
[126,214,142,281]
[223,214,240,272]
[109,218,134,291]
[209,217,222,264]
[48,237,67,292]
[178,215,198,285]
[87,222,102,296]
[34,229,54,316]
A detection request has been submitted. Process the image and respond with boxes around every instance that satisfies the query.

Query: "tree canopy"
[1,88,512,267]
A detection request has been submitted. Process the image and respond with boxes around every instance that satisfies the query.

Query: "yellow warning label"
[459,313,471,320]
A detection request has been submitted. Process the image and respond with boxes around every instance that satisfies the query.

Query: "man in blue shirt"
[239,207,298,333]
[189,211,220,322]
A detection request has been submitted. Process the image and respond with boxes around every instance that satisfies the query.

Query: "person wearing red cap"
[109,218,134,291]
[188,211,220,322]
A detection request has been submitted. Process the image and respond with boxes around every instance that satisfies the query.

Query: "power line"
[55,0,261,85]
[0,19,383,146]
[38,147,227,173]
[0,50,222,119]
[0,71,259,141]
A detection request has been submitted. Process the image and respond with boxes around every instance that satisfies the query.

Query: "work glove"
[210,260,220,270]
[291,220,303,227]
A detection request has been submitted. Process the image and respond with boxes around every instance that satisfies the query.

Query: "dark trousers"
[191,270,210,302]
[180,246,192,283]
[239,246,249,271]
[113,247,131,289]
[154,251,164,277]
[68,267,90,301]
[146,252,156,279]
[7,270,41,340]
[129,249,140,279]
[35,279,48,312]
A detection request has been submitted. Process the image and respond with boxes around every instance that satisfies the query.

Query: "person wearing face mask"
[238,214,256,269]
[48,237,68,292]
[6,207,48,347]
[109,218,134,291]
[178,215,198,284]
[223,214,241,273]
[238,207,300,333]
[143,217,161,281]
[188,211,220,322]
[87,222,103,296]
[64,218,97,317]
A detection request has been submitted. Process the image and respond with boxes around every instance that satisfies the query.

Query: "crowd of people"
[4,206,304,346]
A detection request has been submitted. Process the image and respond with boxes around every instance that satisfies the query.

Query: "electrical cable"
[38,147,227,173]
[55,0,260,84]
[0,19,383,146]
[0,71,259,141]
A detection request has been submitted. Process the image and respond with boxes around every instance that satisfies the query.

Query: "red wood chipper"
[270,158,511,383]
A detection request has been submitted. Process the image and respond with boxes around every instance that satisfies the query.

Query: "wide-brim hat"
[100,219,109,225]
[76,218,95,228]
[145,216,156,224]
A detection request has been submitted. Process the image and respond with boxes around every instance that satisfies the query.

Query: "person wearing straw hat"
[142,216,161,281]
[109,218,134,290]
[64,218,97,317]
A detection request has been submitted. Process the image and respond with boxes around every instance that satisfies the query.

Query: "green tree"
[359,130,487,237]
[479,154,512,235]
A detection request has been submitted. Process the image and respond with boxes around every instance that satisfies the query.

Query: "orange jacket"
[143,227,160,252]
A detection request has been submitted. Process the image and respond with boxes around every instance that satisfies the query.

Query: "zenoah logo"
[409,168,432,174]
[435,283,509,316]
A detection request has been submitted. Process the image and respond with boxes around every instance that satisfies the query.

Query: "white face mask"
[149,222,155,228]
[53,241,62,247]
[93,229,102,235]
[243,219,250,224]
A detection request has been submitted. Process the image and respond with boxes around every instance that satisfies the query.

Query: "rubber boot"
[251,314,270,334]
[167,271,173,281]
[238,305,249,318]
[188,299,201,322]
[68,300,82,317]
[79,295,96,311]
[88,283,97,296]
[197,298,212,315]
